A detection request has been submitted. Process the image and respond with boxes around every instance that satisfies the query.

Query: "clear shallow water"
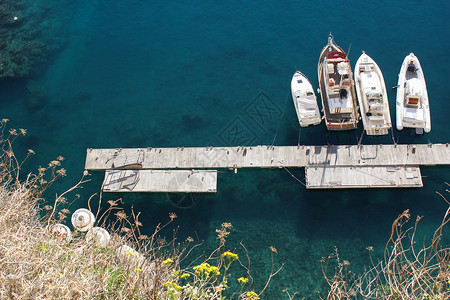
[1,0,450,297]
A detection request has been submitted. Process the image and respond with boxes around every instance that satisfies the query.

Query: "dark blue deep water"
[1,0,449,298]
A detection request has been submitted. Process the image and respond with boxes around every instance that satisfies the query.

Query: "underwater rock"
[25,80,47,111]
[181,113,207,130]
[0,0,63,79]
[19,134,40,149]
[0,40,7,50]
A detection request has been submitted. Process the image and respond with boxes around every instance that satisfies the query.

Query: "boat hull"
[396,53,431,133]
[291,71,322,127]
[354,52,392,136]
[317,35,359,131]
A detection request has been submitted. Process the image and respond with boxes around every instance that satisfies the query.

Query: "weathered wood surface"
[305,166,423,189]
[102,170,217,193]
[86,144,450,170]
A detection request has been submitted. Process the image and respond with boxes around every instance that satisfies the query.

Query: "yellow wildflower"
[125,251,136,256]
[164,281,183,290]
[238,277,249,285]
[210,266,220,276]
[180,273,190,279]
[193,262,220,277]
[222,251,239,261]
[246,291,260,300]
[193,262,210,275]
[163,258,174,265]
[135,268,143,272]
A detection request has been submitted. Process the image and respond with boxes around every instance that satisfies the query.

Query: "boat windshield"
[327,52,346,60]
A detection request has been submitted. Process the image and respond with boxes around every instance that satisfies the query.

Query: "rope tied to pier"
[271,88,291,146]
[278,161,306,187]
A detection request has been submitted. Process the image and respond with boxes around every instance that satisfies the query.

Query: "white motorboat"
[354,52,392,135]
[291,70,321,127]
[396,53,430,134]
[318,34,359,130]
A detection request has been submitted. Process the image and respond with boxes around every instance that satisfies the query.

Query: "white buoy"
[50,224,72,241]
[86,227,110,248]
[71,208,95,232]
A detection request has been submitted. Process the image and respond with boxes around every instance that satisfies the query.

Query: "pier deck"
[85,143,449,190]
[305,166,423,189]
[86,144,450,170]
[102,170,217,193]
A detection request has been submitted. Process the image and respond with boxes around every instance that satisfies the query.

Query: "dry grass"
[320,187,450,300]
[0,119,161,299]
[0,120,285,299]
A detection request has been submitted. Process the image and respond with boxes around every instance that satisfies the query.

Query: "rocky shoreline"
[0,0,64,78]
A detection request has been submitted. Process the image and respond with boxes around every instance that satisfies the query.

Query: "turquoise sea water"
[1,0,450,297]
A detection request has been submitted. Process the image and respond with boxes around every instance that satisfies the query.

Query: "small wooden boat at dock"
[396,53,430,134]
[318,34,359,130]
[354,52,392,135]
[290,70,321,127]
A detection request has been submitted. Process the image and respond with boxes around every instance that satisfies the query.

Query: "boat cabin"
[405,78,424,108]
[323,52,354,115]
[360,71,384,113]
[367,92,384,111]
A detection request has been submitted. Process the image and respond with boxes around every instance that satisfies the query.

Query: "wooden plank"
[102,170,217,193]
[305,166,423,189]
[110,149,144,169]
[86,144,450,170]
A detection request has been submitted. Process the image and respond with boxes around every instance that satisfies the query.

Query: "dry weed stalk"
[319,246,356,300]
[321,186,450,300]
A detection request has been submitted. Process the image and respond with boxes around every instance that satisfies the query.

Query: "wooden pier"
[85,143,450,191]
[102,170,217,193]
[305,166,423,189]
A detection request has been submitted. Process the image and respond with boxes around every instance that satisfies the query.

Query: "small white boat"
[354,52,392,135]
[396,53,430,134]
[291,71,321,127]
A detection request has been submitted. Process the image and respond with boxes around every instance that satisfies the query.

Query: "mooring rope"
[279,161,306,187]
[325,131,331,146]
[271,88,291,146]
[357,129,365,145]
[390,127,396,145]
